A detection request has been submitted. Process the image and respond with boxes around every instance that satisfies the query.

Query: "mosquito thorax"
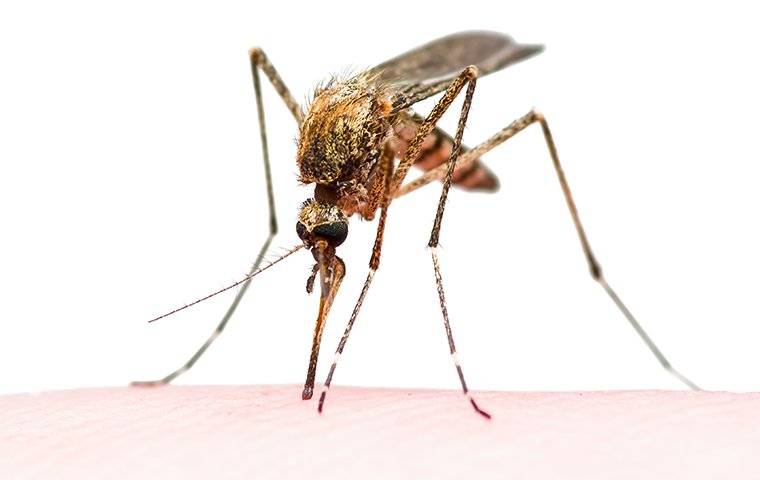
[296,77,393,187]
[296,198,349,248]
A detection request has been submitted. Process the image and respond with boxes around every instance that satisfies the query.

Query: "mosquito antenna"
[147,243,305,323]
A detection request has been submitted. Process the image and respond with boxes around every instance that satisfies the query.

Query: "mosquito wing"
[366,31,541,191]
[366,31,543,110]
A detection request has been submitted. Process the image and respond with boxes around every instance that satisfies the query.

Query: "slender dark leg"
[400,109,699,390]
[318,67,490,415]
[132,48,299,386]
[426,77,491,418]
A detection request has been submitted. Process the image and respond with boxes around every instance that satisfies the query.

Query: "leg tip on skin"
[666,366,701,391]
[317,391,327,414]
[130,380,163,388]
[302,386,314,400]
[470,398,492,420]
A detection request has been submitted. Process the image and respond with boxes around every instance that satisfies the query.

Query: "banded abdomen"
[389,111,499,192]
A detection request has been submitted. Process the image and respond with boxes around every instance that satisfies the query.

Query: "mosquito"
[133,31,699,418]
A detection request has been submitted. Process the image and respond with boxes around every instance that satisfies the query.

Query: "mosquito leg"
[318,67,482,413]
[131,48,298,386]
[534,113,699,390]
[358,145,396,221]
[316,152,393,411]
[394,111,536,198]
[399,109,699,390]
[426,77,491,418]
[248,48,303,125]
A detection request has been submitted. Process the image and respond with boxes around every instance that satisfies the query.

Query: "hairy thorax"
[297,76,395,215]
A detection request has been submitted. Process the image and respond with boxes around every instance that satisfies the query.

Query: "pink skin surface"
[1,385,759,479]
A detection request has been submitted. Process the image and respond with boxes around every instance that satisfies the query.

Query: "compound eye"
[296,221,309,241]
[312,221,349,247]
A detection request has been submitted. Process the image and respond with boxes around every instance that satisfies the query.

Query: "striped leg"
[425,74,490,418]
[318,67,489,417]
[403,109,699,391]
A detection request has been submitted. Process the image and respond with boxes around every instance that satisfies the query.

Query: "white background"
[1,1,758,396]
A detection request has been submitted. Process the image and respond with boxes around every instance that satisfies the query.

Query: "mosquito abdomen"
[391,114,499,192]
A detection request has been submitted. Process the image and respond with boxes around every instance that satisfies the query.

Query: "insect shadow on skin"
[132,31,700,419]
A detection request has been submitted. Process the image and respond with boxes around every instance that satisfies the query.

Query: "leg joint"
[248,47,265,63]
[463,65,479,80]
[589,259,603,281]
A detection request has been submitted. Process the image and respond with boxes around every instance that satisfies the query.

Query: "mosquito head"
[296,198,349,250]
[295,198,348,401]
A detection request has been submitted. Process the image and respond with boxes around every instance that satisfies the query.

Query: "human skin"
[1,385,758,479]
